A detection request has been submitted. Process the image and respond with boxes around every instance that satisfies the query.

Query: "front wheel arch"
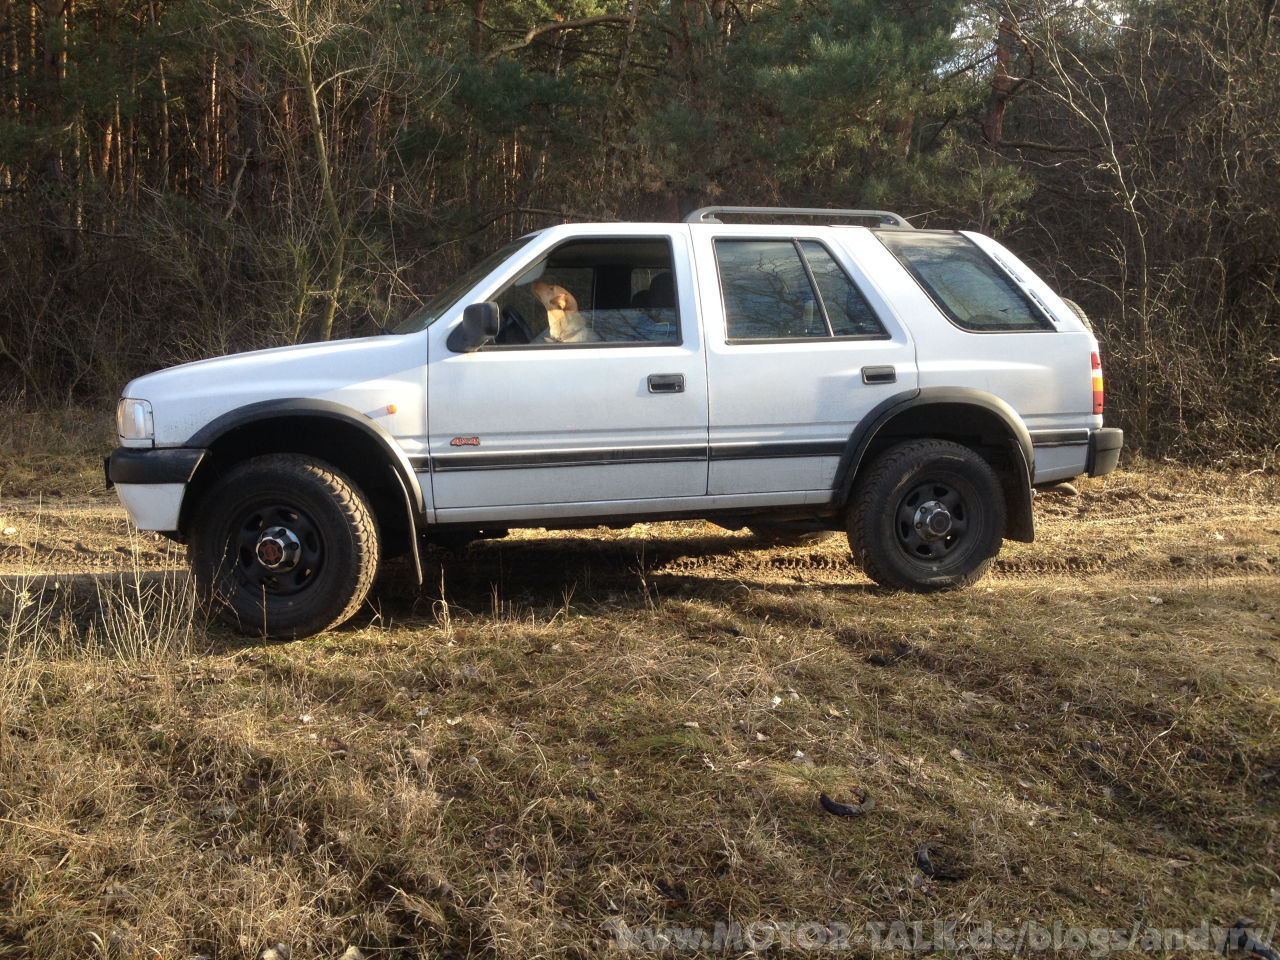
[178,404,422,562]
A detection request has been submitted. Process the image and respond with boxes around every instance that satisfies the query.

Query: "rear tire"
[188,455,379,638]
[848,440,1004,591]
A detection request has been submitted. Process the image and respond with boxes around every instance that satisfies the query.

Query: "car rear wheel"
[848,440,1005,591]
[188,454,379,638]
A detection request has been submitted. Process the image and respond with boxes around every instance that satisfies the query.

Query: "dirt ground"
[2,462,1276,601]
[2,460,1278,958]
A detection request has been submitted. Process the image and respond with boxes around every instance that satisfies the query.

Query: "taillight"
[1091,351,1104,415]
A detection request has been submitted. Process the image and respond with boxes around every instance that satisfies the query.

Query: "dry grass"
[0,443,1277,958]
[0,405,112,499]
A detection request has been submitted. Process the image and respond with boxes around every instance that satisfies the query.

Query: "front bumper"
[105,447,207,532]
[1086,428,1124,477]
[106,446,207,488]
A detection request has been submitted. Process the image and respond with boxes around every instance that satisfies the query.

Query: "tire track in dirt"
[2,478,1277,592]
[0,495,181,576]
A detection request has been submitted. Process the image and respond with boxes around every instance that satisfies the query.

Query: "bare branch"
[1000,139,1096,153]
[482,15,633,65]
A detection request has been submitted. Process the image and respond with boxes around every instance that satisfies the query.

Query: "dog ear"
[551,291,571,310]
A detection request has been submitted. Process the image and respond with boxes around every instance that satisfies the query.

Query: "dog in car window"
[531,281,601,343]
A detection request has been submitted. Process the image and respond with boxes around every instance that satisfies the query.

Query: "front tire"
[848,440,1005,591]
[188,455,380,638]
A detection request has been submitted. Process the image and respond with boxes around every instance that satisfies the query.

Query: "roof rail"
[683,205,914,228]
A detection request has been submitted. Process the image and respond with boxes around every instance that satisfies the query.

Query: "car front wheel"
[848,440,1005,591]
[188,454,380,638]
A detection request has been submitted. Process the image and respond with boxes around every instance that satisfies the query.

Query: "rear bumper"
[1087,428,1124,477]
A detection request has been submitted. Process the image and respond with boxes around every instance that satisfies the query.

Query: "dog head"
[531,281,579,315]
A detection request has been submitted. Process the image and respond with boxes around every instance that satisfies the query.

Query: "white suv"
[107,207,1123,637]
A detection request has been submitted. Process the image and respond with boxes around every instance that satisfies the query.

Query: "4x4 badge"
[450,436,481,447]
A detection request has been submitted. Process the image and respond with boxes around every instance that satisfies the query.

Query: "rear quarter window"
[877,232,1052,332]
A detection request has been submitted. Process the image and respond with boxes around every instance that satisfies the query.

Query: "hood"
[123,334,428,446]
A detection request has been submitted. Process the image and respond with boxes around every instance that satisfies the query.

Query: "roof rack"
[683,205,913,228]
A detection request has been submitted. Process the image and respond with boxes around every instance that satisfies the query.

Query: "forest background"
[1,0,1276,462]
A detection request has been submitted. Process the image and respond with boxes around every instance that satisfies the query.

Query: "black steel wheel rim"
[894,480,971,562]
[229,501,325,596]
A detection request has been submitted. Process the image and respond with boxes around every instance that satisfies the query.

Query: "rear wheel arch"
[179,400,423,560]
[837,390,1035,543]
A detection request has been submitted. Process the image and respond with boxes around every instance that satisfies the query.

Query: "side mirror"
[447,302,501,353]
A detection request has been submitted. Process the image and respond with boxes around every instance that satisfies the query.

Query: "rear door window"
[714,239,887,341]
[799,242,886,337]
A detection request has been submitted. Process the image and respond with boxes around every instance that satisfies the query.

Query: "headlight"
[117,398,154,443]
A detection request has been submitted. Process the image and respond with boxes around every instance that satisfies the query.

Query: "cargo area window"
[714,239,886,342]
[877,232,1052,332]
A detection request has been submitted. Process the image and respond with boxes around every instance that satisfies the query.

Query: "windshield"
[394,236,535,334]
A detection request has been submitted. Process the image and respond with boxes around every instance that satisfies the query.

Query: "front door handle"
[648,373,685,394]
[861,365,897,385]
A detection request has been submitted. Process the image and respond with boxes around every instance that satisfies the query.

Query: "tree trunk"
[982,15,1019,148]
[40,0,70,266]
[239,46,263,211]
[293,5,344,341]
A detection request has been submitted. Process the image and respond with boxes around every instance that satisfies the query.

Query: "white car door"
[692,226,918,499]
[426,229,709,525]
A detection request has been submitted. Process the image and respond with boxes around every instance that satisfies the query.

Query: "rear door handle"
[648,373,685,394]
[861,365,897,385]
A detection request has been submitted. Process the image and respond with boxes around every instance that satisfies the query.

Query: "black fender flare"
[186,397,424,514]
[834,387,1036,542]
